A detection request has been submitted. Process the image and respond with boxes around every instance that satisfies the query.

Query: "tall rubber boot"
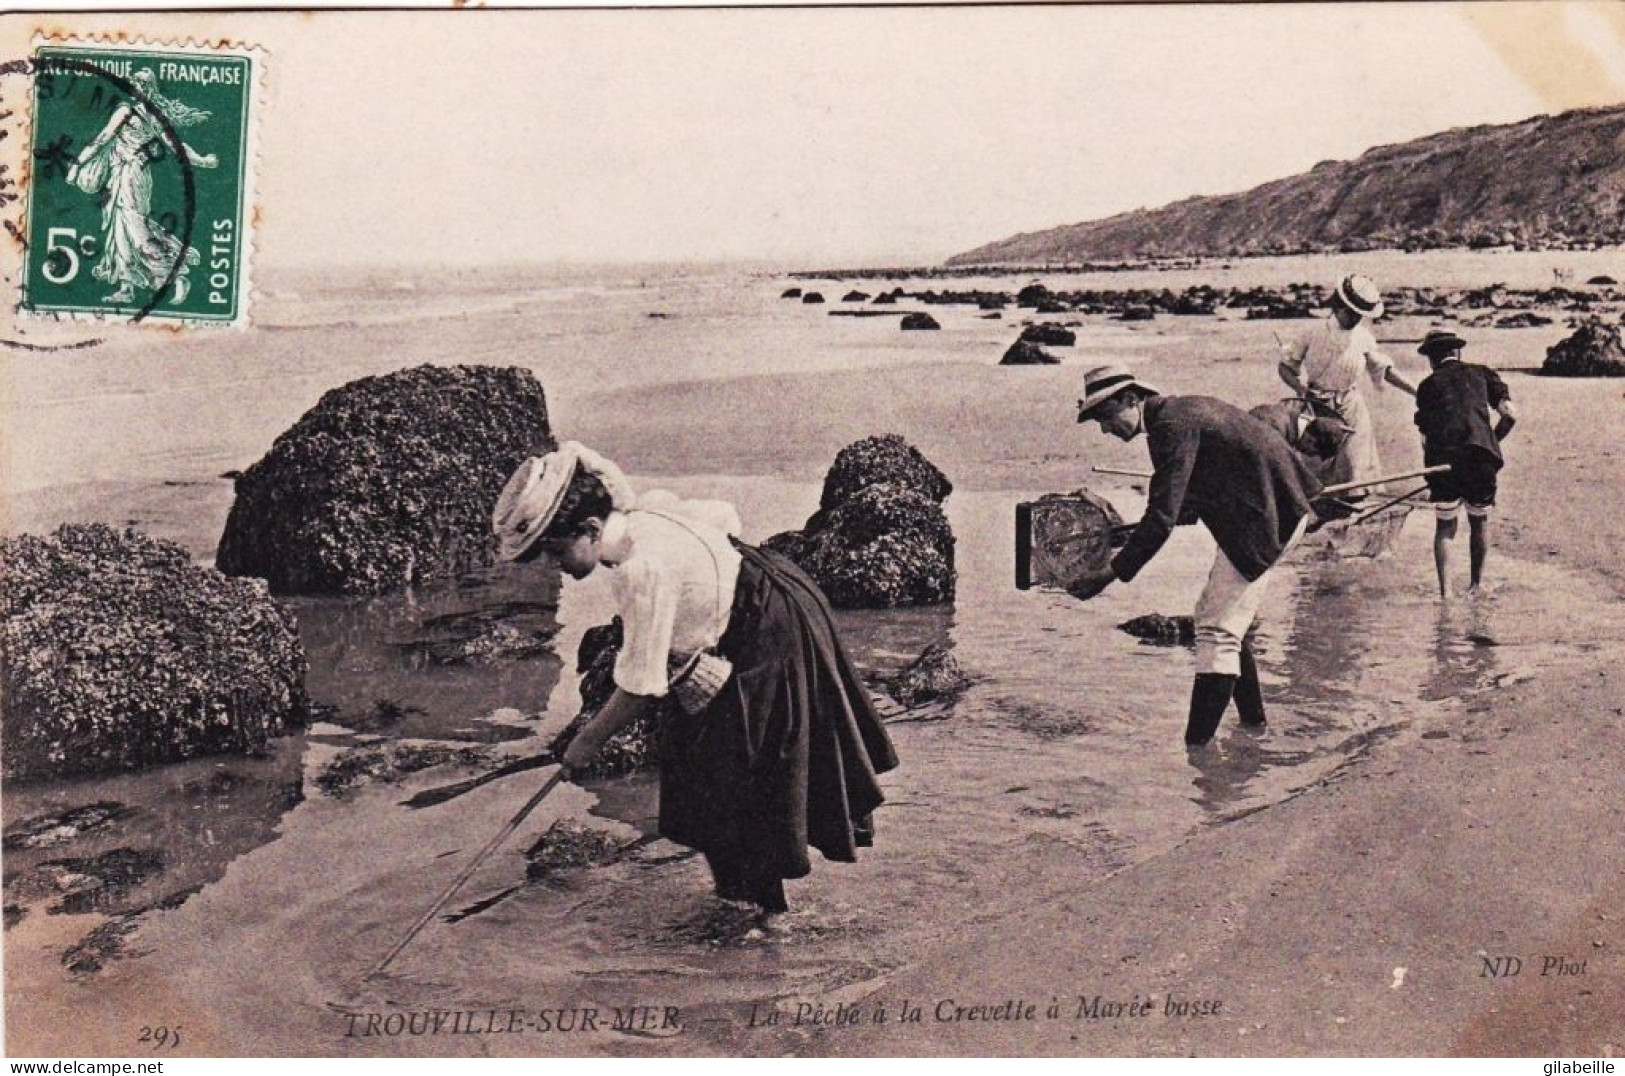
[1185,673,1237,746]
[1234,640,1267,728]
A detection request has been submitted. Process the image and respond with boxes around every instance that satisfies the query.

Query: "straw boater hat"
[1417,329,1466,358]
[491,441,635,562]
[1333,274,1384,319]
[1075,363,1162,421]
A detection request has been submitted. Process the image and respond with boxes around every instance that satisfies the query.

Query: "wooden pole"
[367,769,566,980]
[1091,465,1153,479]
[1351,483,1430,526]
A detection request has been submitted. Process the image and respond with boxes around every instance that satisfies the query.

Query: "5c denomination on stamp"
[20,39,260,325]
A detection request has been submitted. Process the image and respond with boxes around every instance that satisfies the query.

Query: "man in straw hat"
[1276,273,1418,489]
[1413,329,1518,597]
[1070,365,1323,746]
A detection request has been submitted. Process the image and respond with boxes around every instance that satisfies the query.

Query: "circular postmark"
[1,52,200,327]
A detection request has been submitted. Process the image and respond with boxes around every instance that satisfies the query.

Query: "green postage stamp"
[20,40,260,325]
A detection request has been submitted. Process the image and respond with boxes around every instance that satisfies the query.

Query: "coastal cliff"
[949,105,1625,264]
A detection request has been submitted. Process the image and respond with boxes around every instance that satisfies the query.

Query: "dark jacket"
[1414,360,1510,467]
[1111,395,1322,584]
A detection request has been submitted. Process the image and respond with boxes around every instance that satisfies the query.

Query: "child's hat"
[1418,329,1466,358]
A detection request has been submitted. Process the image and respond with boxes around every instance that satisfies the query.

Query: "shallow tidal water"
[6,254,1625,1055]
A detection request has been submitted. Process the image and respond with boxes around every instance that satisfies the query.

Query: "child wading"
[1413,330,1518,597]
[491,442,898,922]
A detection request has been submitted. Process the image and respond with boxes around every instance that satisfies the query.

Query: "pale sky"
[11,2,1622,266]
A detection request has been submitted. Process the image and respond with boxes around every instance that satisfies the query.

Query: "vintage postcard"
[2,3,1624,1061]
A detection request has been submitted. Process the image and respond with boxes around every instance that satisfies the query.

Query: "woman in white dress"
[493,443,897,918]
[1277,274,1417,488]
[65,69,216,305]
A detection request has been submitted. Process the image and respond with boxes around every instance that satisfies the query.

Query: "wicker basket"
[668,650,733,715]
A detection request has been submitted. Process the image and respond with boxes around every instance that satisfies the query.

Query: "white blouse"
[598,491,744,698]
[1283,318,1393,399]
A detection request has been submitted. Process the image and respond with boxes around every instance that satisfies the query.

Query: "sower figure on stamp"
[492,443,898,924]
[1276,274,1418,490]
[1412,330,1518,598]
[1068,365,1323,747]
[65,68,217,305]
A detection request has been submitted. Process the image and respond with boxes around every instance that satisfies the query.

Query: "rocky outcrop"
[802,292,826,304]
[843,290,871,302]
[1020,323,1076,347]
[881,642,973,706]
[1541,320,1625,376]
[1118,614,1196,646]
[0,524,309,781]
[1000,340,1062,366]
[765,435,956,609]
[781,287,803,299]
[217,364,556,595]
[900,312,940,331]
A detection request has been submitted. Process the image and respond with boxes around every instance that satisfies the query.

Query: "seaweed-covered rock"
[524,818,632,885]
[818,433,953,512]
[1020,322,1076,347]
[1587,275,1617,286]
[0,525,309,782]
[1541,320,1625,376]
[769,437,956,608]
[802,292,825,304]
[1118,614,1196,646]
[3,803,132,852]
[1000,340,1062,366]
[781,287,803,299]
[882,642,973,706]
[545,617,675,776]
[900,312,940,331]
[872,292,898,305]
[217,364,556,594]
[842,290,871,303]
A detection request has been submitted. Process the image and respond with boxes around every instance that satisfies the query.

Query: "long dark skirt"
[658,542,899,911]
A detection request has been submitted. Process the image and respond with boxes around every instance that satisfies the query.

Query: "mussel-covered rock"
[818,433,953,511]
[1001,340,1062,366]
[765,435,956,609]
[546,617,674,776]
[882,642,973,706]
[1020,322,1076,347]
[900,312,940,331]
[0,524,309,781]
[217,364,556,594]
[1541,320,1625,376]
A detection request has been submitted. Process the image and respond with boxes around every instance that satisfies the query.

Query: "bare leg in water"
[1434,516,1458,599]
[1468,514,1490,592]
